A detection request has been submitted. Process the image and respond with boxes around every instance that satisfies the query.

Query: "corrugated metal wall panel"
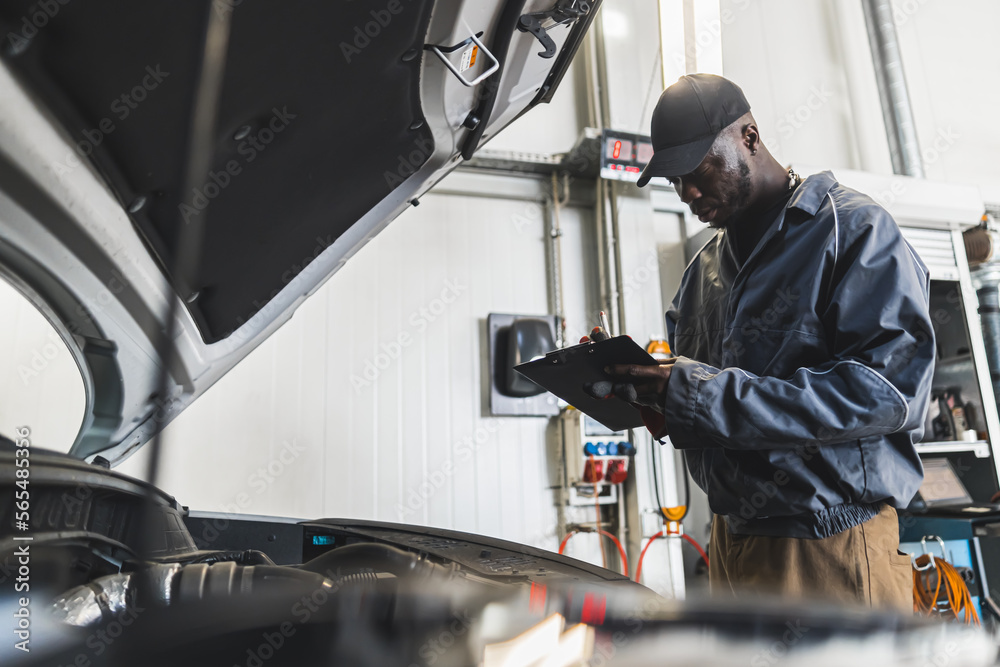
[557,206,601,342]
[616,190,667,339]
[898,226,959,281]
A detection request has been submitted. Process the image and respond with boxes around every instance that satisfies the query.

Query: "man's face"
[667,146,752,229]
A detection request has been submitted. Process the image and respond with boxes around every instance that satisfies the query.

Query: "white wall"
[719,0,884,172]
[891,0,1000,201]
[0,279,83,450]
[719,0,1000,201]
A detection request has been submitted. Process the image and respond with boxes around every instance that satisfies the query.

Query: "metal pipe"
[959,223,1000,489]
[593,180,623,336]
[607,182,626,336]
[582,30,601,130]
[861,0,924,178]
[582,7,614,335]
[594,178,611,328]
[590,7,612,130]
[976,284,1000,405]
[142,0,233,559]
[970,219,1000,426]
[548,172,567,347]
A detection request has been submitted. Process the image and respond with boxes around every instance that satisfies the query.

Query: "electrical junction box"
[557,408,635,506]
[487,313,561,417]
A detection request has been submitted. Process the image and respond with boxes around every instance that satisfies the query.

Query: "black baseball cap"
[636,74,751,187]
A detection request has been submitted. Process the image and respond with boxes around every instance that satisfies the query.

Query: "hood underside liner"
[0,0,436,344]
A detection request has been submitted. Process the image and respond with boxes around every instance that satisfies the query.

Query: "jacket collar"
[782,170,837,227]
[721,170,836,273]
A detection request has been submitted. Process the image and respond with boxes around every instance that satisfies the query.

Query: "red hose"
[634,530,664,584]
[602,530,629,576]
[558,529,629,576]
[681,533,710,568]
[634,530,710,583]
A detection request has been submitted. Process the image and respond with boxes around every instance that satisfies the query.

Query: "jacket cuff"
[663,357,711,448]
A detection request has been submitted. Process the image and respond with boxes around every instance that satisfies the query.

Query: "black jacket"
[663,171,934,538]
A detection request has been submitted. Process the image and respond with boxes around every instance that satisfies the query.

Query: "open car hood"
[0,0,599,463]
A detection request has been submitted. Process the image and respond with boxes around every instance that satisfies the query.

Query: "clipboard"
[514,335,658,431]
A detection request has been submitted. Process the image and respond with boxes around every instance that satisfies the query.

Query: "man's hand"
[606,361,675,441]
[580,357,675,440]
[577,333,675,439]
[604,359,676,411]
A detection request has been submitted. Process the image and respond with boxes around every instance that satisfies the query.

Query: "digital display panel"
[599,130,653,183]
[636,141,654,164]
[605,138,633,161]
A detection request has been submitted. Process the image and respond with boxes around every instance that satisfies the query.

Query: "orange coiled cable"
[912,553,980,626]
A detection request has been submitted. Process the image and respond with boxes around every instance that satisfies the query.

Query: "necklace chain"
[787,167,802,191]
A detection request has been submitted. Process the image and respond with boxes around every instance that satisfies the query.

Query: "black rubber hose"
[182,549,276,566]
[170,563,332,603]
[651,442,689,522]
[680,453,691,521]
[299,543,454,582]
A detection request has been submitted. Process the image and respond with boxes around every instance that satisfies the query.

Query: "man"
[606,74,934,610]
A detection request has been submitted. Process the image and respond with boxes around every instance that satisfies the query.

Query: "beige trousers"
[709,504,912,612]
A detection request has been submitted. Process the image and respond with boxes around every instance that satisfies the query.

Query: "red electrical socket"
[583,459,604,483]
[605,460,628,484]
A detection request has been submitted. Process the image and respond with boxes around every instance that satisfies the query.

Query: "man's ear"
[744,123,761,154]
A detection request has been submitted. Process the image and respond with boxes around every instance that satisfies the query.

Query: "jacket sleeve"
[663,205,935,450]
